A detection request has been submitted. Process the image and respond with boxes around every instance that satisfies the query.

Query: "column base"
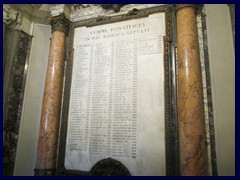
[34,168,56,176]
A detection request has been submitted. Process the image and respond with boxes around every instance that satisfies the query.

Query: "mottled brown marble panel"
[36,30,66,170]
[176,5,208,176]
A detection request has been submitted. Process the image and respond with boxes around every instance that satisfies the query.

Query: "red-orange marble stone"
[176,5,209,176]
[36,30,66,170]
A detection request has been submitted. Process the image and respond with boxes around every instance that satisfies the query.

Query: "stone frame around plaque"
[56,5,176,176]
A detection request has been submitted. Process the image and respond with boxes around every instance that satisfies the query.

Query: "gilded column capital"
[48,14,70,34]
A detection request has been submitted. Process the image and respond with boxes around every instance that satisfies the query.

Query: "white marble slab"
[65,13,166,176]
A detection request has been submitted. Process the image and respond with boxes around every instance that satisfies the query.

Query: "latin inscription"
[65,13,166,175]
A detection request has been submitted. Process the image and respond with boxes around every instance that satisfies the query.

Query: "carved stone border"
[56,5,175,176]
[200,7,218,176]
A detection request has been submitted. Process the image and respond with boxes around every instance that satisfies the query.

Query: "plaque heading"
[84,22,150,41]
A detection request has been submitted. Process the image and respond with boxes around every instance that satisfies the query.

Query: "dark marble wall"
[3,28,32,176]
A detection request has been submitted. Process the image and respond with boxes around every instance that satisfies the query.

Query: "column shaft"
[176,5,208,175]
[35,28,66,175]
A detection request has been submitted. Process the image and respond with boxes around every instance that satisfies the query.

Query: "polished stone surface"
[36,30,66,170]
[35,15,69,175]
[176,5,208,175]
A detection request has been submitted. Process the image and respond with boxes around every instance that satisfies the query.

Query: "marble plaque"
[65,13,166,175]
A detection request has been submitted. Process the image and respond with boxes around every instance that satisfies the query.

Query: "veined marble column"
[35,14,69,176]
[176,5,209,175]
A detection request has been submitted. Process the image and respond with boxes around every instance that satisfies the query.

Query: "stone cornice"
[32,9,51,25]
[69,4,164,22]
[50,4,71,20]
[4,4,51,31]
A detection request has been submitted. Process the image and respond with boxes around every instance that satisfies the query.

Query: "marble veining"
[197,13,212,175]
[36,31,66,170]
[3,31,32,176]
[177,6,208,176]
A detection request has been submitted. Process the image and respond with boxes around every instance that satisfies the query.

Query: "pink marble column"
[176,4,209,175]
[35,14,69,176]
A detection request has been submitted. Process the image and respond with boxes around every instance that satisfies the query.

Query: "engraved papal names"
[65,13,166,175]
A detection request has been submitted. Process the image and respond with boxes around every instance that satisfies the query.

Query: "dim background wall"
[204,4,235,176]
